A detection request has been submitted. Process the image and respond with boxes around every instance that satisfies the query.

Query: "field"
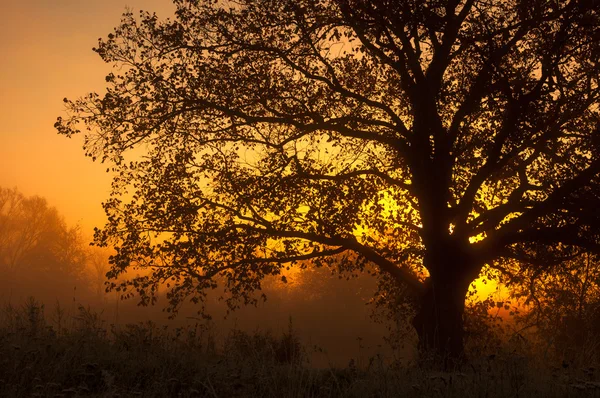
[2,298,600,397]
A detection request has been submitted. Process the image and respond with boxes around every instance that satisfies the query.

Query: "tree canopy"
[57,0,600,360]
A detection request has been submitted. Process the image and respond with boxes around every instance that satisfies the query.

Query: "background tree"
[0,187,58,277]
[87,246,112,301]
[0,187,88,301]
[57,0,600,360]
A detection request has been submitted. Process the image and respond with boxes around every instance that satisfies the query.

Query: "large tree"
[57,0,600,360]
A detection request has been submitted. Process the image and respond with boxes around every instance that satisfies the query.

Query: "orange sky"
[0,0,174,235]
[0,1,504,302]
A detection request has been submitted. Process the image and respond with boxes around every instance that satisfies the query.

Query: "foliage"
[56,0,600,357]
[511,253,600,363]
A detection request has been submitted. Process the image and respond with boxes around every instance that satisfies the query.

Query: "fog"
[0,186,407,367]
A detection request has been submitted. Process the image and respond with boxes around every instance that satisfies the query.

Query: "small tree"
[512,253,600,361]
[57,0,600,360]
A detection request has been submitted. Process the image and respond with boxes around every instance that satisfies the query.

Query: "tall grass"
[2,298,600,397]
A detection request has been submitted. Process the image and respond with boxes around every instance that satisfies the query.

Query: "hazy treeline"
[0,187,110,304]
[0,187,392,365]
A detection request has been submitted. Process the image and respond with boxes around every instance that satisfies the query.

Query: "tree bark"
[412,246,481,365]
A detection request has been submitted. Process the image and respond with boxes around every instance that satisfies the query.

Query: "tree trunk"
[412,276,471,363]
[411,248,481,365]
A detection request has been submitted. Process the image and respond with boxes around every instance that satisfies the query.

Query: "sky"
[0,0,175,235]
[0,0,504,301]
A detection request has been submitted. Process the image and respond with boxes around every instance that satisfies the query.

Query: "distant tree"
[57,0,600,360]
[87,246,112,300]
[0,187,58,276]
[0,187,88,297]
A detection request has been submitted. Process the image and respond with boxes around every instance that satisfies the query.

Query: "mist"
[4,0,600,396]
[0,187,398,368]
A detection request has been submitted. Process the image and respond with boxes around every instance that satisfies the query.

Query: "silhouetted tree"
[512,253,600,360]
[56,0,600,360]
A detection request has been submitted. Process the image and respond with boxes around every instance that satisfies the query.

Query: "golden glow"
[471,274,502,301]
[0,1,505,304]
[0,0,174,234]
[361,190,502,301]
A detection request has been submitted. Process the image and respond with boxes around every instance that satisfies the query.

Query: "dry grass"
[1,298,600,397]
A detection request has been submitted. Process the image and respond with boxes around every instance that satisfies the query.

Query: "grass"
[2,298,600,397]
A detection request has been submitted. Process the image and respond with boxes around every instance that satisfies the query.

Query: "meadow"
[2,298,600,398]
